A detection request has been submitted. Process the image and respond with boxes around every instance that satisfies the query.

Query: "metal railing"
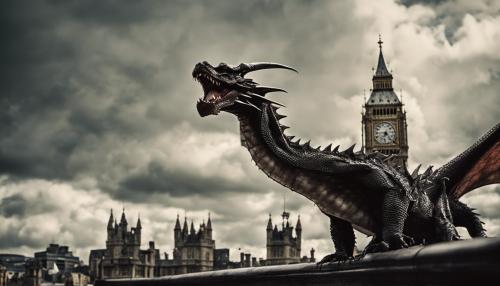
[96,237,500,286]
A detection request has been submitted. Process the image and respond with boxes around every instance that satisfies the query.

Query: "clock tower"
[362,37,408,168]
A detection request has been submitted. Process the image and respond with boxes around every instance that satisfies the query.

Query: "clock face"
[374,122,396,144]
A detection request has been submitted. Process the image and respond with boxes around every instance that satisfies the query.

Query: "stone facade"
[89,210,157,281]
[157,215,215,275]
[265,212,302,265]
[0,264,6,286]
[34,244,79,283]
[362,37,408,168]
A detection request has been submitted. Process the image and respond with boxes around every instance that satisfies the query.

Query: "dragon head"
[193,61,297,117]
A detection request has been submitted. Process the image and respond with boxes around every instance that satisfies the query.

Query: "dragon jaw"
[193,61,296,117]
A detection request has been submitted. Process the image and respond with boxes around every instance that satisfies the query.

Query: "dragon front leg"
[317,216,355,265]
[382,189,415,249]
[434,184,460,241]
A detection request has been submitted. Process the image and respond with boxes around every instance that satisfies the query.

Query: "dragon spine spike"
[423,166,434,177]
[324,144,333,152]
[344,144,356,155]
[303,140,311,149]
[411,164,422,178]
[287,136,295,141]
[276,114,287,120]
[280,125,290,130]
[333,145,340,153]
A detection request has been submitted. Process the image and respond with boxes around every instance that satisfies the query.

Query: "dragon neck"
[237,111,298,189]
[237,104,370,175]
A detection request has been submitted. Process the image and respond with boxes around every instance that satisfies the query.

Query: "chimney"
[164,252,169,260]
[245,253,251,267]
[252,257,257,267]
[149,241,155,250]
[240,252,244,267]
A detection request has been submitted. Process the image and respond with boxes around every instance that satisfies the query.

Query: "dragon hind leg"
[450,199,487,238]
[317,216,355,265]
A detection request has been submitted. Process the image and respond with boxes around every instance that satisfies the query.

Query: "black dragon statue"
[192,61,500,263]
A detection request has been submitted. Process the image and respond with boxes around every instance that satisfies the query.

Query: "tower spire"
[120,208,127,226]
[374,35,390,77]
[296,215,302,231]
[190,220,195,235]
[174,214,181,230]
[107,209,114,230]
[207,212,212,230]
[267,214,273,230]
[182,216,188,234]
[136,213,142,229]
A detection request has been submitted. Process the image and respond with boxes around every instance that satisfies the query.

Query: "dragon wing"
[434,123,500,200]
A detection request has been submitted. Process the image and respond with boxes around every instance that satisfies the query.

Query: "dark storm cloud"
[0,0,499,261]
[0,225,47,249]
[0,194,27,218]
[0,0,363,202]
[118,160,257,199]
[0,193,57,219]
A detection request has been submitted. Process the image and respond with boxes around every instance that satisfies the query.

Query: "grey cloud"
[0,0,499,261]
[118,160,259,199]
[0,194,27,218]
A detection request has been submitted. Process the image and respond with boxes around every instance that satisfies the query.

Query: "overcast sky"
[1,0,499,264]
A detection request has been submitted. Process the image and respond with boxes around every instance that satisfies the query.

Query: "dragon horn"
[241,62,298,75]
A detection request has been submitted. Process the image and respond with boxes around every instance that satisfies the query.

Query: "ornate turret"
[174,214,181,230]
[107,209,114,230]
[206,213,213,239]
[136,215,142,230]
[120,208,128,228]
[135,214,142,244]
[267,214,273,230]
[190,220,195,235]
[182,217,188,236]
[174,215,182,246]
[296,215,302,249]
[295,215,302,233]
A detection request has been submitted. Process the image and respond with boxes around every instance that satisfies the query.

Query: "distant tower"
[98,209,156,279]
[168,214,215,274]
[265,207,301,265]
[362,35,408,168]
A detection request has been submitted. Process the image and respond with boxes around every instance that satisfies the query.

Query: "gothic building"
[34,244,80,282]
[89,210,157,281]
[157,215,215,275]
[362,36,408,168]
[265,211,302,265]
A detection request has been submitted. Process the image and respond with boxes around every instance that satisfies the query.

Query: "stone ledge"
[96,238,500,286]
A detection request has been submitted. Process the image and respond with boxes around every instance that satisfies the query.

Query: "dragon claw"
[316,252,350,266]
[387,234,415,250]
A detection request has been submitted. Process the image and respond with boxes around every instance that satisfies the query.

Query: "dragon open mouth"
[194,72,238,117]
